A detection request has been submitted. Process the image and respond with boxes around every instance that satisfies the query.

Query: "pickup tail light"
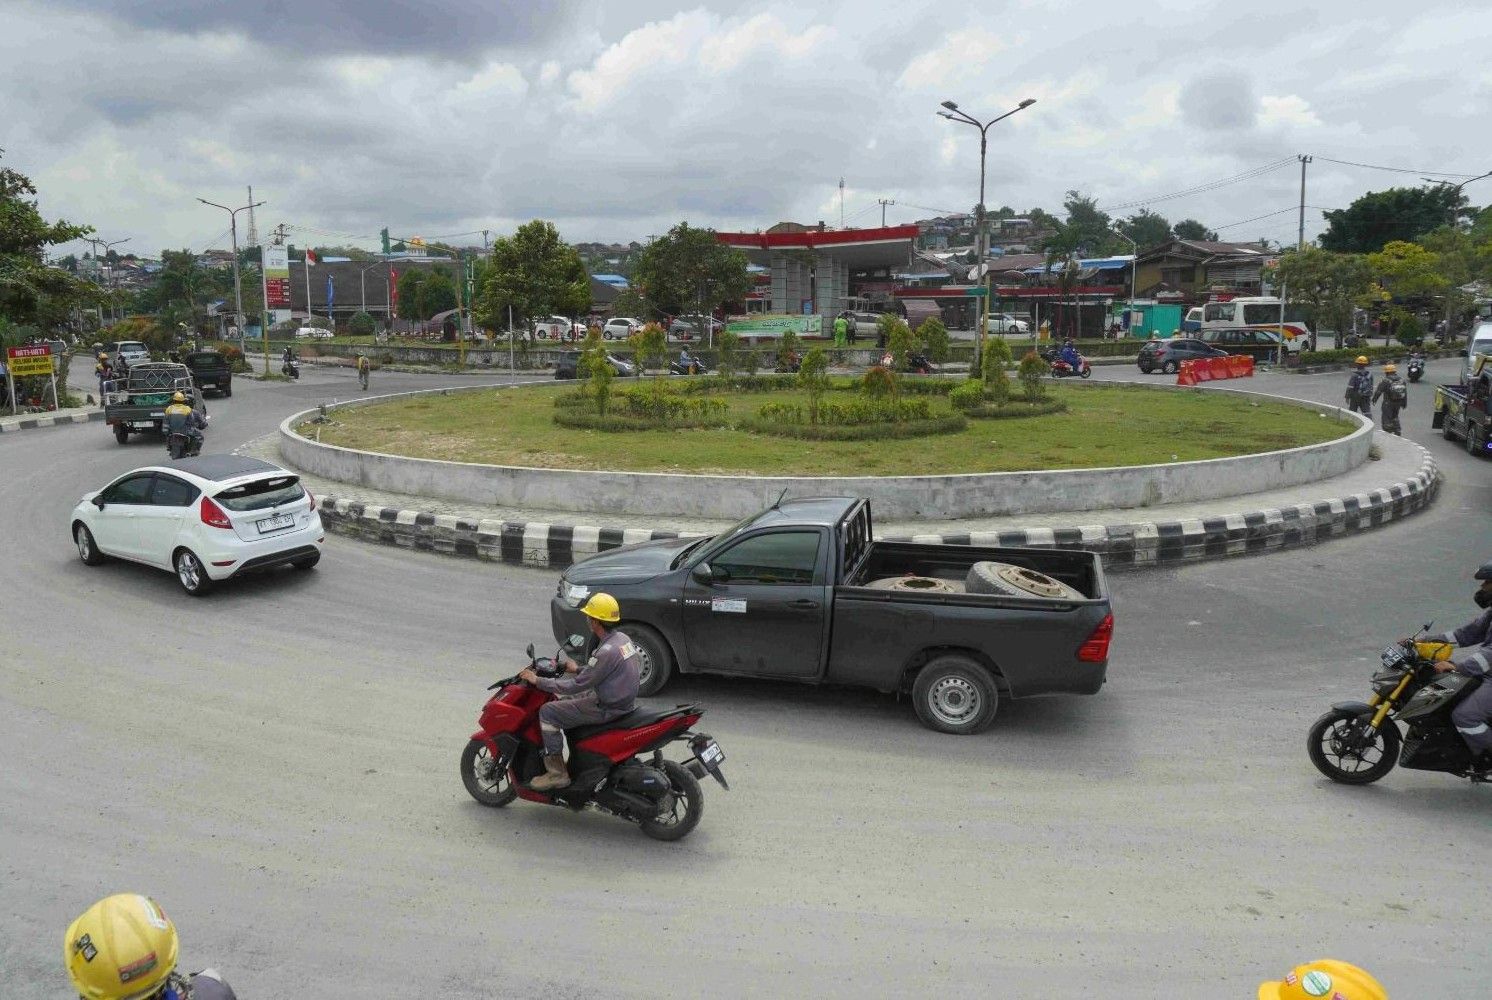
[1077,613,1114,663]
[307,489,316,512]
[200,496,233,530]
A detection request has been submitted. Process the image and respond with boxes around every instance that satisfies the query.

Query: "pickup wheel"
[624,623,674,697]
[912,655,999,735]
[113,424,129,445]
[222,383,232,398]
[1469,427,1485,457]
[1442,418,1455,441]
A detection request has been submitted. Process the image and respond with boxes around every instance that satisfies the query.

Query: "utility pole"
[839,177,845,229]
[270,223,287,246]
[1296,154,1312,250]
[197,195,265,342]
[878,199,896,227]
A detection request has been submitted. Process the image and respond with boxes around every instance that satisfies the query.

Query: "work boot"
[530,753,571,791]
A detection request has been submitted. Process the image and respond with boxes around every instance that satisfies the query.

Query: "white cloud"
[897,27,1010,90]
[1258,93,1321,128]
[538,60,561,86]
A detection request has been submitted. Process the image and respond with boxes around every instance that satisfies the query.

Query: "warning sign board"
[6,345,54,377]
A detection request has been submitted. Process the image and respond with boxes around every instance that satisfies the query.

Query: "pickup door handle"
[788,599,820,610]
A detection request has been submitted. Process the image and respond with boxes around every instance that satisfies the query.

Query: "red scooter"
[1042,348,1093,379]
[460,638,729,841]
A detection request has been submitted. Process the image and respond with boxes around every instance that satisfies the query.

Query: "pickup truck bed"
[1432,376,1491,457]
[551,497,1112,734]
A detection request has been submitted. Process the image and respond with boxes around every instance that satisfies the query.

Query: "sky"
[4,0,1490,259]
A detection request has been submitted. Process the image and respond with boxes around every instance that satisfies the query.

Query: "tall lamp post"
[938,97,1036,371]
[196,195,265,343]
[85,237,131,325]
[1423,169,1492,340]
[1108,228,1136,338]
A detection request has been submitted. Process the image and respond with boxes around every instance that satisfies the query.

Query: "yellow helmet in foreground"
[171,391,186,403]
[65,894,179,1000]
[1355,355,1369,365]
[1258,959,1387,1000]
[580,592,621,623]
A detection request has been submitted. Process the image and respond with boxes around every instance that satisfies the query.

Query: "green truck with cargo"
[104,362,206,445]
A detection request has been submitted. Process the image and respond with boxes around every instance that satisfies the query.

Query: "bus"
[1201,297,1313,349]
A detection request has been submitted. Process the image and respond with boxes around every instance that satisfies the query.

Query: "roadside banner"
[1177,355,1254,386]
[6,345,57,414]
[262,245,291,325]
[725,315,823,336]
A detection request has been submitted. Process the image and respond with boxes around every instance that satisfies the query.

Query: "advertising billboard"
[262,245,291,325]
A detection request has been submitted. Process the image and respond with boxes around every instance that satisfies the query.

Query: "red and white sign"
[6,344,55,377]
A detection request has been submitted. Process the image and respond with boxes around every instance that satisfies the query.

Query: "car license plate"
[697,740,725,766]
[257,513,294,534]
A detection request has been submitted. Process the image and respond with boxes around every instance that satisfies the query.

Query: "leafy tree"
[0,151,94,329]
[981,334,1013,403]
[716,329,740,377]
[917,316,950,363]
[631,222,750,344]
[796,346,830,424]
[1059,190,1121,256]
[1271,247,1375,346]
[1171,219,1218,241]
[609,286,652,322]
[779,328,801,360]
[349,311,377,338]
[1366,240,1447,342]
[884,315,917,376]
[417,271,458,320]
[1320,185,1467,254]
[1116,209,1172,250]
[395,269,427,320]
[1017,350,1049,399]
[475,220,590,332]
[632,321,668,378]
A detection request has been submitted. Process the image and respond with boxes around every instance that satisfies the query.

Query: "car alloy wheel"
[175,549,212,595]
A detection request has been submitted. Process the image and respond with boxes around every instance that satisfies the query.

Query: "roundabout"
[1,359,1488,998]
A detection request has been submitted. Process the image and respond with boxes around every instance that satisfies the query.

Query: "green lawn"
[303,380,1351,476]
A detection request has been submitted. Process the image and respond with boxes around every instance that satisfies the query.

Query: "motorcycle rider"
[517,592,640,791]
[65,893,237,999]
[1424,560,1492,770]
[1058,338,1082,373]
[1257,958,1386,1000]
[163,391,205,452]
[95,352,113,398]
[678,346,698,373]
[1345,356,1374,417]
[356,352,370,388]
[1370,361,1407,435]
[281,345,297,375]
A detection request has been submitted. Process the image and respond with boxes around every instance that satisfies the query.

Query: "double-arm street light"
[1422,168,1492,338]
[196,195,265,342]
[85,237,130,322]
[939,97,1036,369]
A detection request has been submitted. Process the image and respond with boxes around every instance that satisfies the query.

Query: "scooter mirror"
[567,633,586,649]
[525,642,535,661]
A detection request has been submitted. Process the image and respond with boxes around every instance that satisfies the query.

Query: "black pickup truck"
[551,497,1113,734]
[182,350,233,397]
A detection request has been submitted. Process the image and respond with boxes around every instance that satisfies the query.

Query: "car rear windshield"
[118,342,147,352]
[214,475,304,512]
[186,352,222,364]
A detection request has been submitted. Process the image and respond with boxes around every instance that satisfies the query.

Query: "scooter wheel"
[639,760,703,841]
[461,739,516,807]
[1080,368,1093,379]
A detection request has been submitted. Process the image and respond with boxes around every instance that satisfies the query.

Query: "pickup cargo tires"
[625,623,674,697]
[912,655,999,734]
[966,561,1083,601]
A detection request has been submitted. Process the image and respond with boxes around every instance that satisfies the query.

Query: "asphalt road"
[2,360,1488,998]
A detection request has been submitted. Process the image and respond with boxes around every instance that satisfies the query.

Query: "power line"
[1312,155,1478,179]
[1100,157,1298,212]
[1211,206,1301,231]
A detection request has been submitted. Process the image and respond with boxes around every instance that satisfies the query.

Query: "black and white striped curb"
[888,450,1440,568]
[316,499,695,568]
[0,409,104,434]
[314,447,1438,572]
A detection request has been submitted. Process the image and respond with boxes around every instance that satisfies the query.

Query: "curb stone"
[310,445,1440,573]
[0,409,105,434]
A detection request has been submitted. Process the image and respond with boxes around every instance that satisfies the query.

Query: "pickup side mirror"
[1460,349,1469,357]
[692,562,728,584]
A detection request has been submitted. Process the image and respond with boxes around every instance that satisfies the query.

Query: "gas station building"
[714,225,920,317]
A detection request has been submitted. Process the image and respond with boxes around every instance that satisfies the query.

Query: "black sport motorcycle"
[282,357,300,379]
[1308,626,1488,784]
[1407,356,1425,383]
[669,358,712,376]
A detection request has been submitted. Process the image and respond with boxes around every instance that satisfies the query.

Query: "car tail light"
[307,489,316,511]
[1077,613,1114,663]
[200,496,233,529]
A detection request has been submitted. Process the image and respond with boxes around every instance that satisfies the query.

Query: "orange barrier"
[1177,355,1254,386]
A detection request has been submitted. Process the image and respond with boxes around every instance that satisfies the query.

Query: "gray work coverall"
[534,630,641,756]
[1372,374,1407,435]
[1425,610,1492,756]
[1345,369,1374,416]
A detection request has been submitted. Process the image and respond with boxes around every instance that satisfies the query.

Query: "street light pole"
[196,195,265,343]
[938,97,1036,372]
[86,237,130,324]
[1423,169,1492,340]
[1108,229,1136,338]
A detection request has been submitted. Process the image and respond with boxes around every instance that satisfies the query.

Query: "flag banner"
[306,249,319,266]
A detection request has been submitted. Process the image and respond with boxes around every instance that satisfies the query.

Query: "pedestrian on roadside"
[846,312,858,344]
[1371,361,1407,435]
[833,313,848,348]
[94,352,111,398]
[1345,355,1374,417]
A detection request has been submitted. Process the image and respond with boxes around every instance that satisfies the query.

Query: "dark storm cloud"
[47,0,581,57]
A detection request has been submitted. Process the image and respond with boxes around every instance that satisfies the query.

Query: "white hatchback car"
[71,456,324,595]
[603,317,643,340]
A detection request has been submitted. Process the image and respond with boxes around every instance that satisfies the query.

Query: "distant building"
[1134,239,1274,301]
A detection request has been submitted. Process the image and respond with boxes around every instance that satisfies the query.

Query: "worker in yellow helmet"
[518,591,640,791]
[1259,959,1387,1000]
[1345,355,1374,417]
[65,893,236,999]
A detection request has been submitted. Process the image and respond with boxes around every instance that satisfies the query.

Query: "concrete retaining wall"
[278,381,1372,521]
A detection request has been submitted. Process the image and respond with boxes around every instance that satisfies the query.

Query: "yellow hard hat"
[1258,960,1387,1000]
[98,352,108,360]
[580,592,621,623]
[171,391,186,403]
[1355,355,1369,365]
[64,894,179,1000]
[1383,363,1396,373]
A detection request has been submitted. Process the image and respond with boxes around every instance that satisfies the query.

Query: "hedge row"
[961,399,1069,419]
[737,414,967,441]
[759,397,935,426]
[617,387,728,422]
[552,409,729,432]
[1299,345,1444,366]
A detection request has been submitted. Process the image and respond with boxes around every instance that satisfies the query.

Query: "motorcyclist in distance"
[163,391,206,452]
[1059,338,1082,371]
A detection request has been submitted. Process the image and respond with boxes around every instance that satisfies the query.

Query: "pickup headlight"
[558,581,590,608]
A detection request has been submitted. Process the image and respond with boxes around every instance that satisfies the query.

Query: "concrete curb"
[0,409,104,434]
[312,444,1439,573]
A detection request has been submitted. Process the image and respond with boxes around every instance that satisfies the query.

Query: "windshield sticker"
[711,598,746,614]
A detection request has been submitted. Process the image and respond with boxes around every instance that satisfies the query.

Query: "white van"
[1465,321,1492,380]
